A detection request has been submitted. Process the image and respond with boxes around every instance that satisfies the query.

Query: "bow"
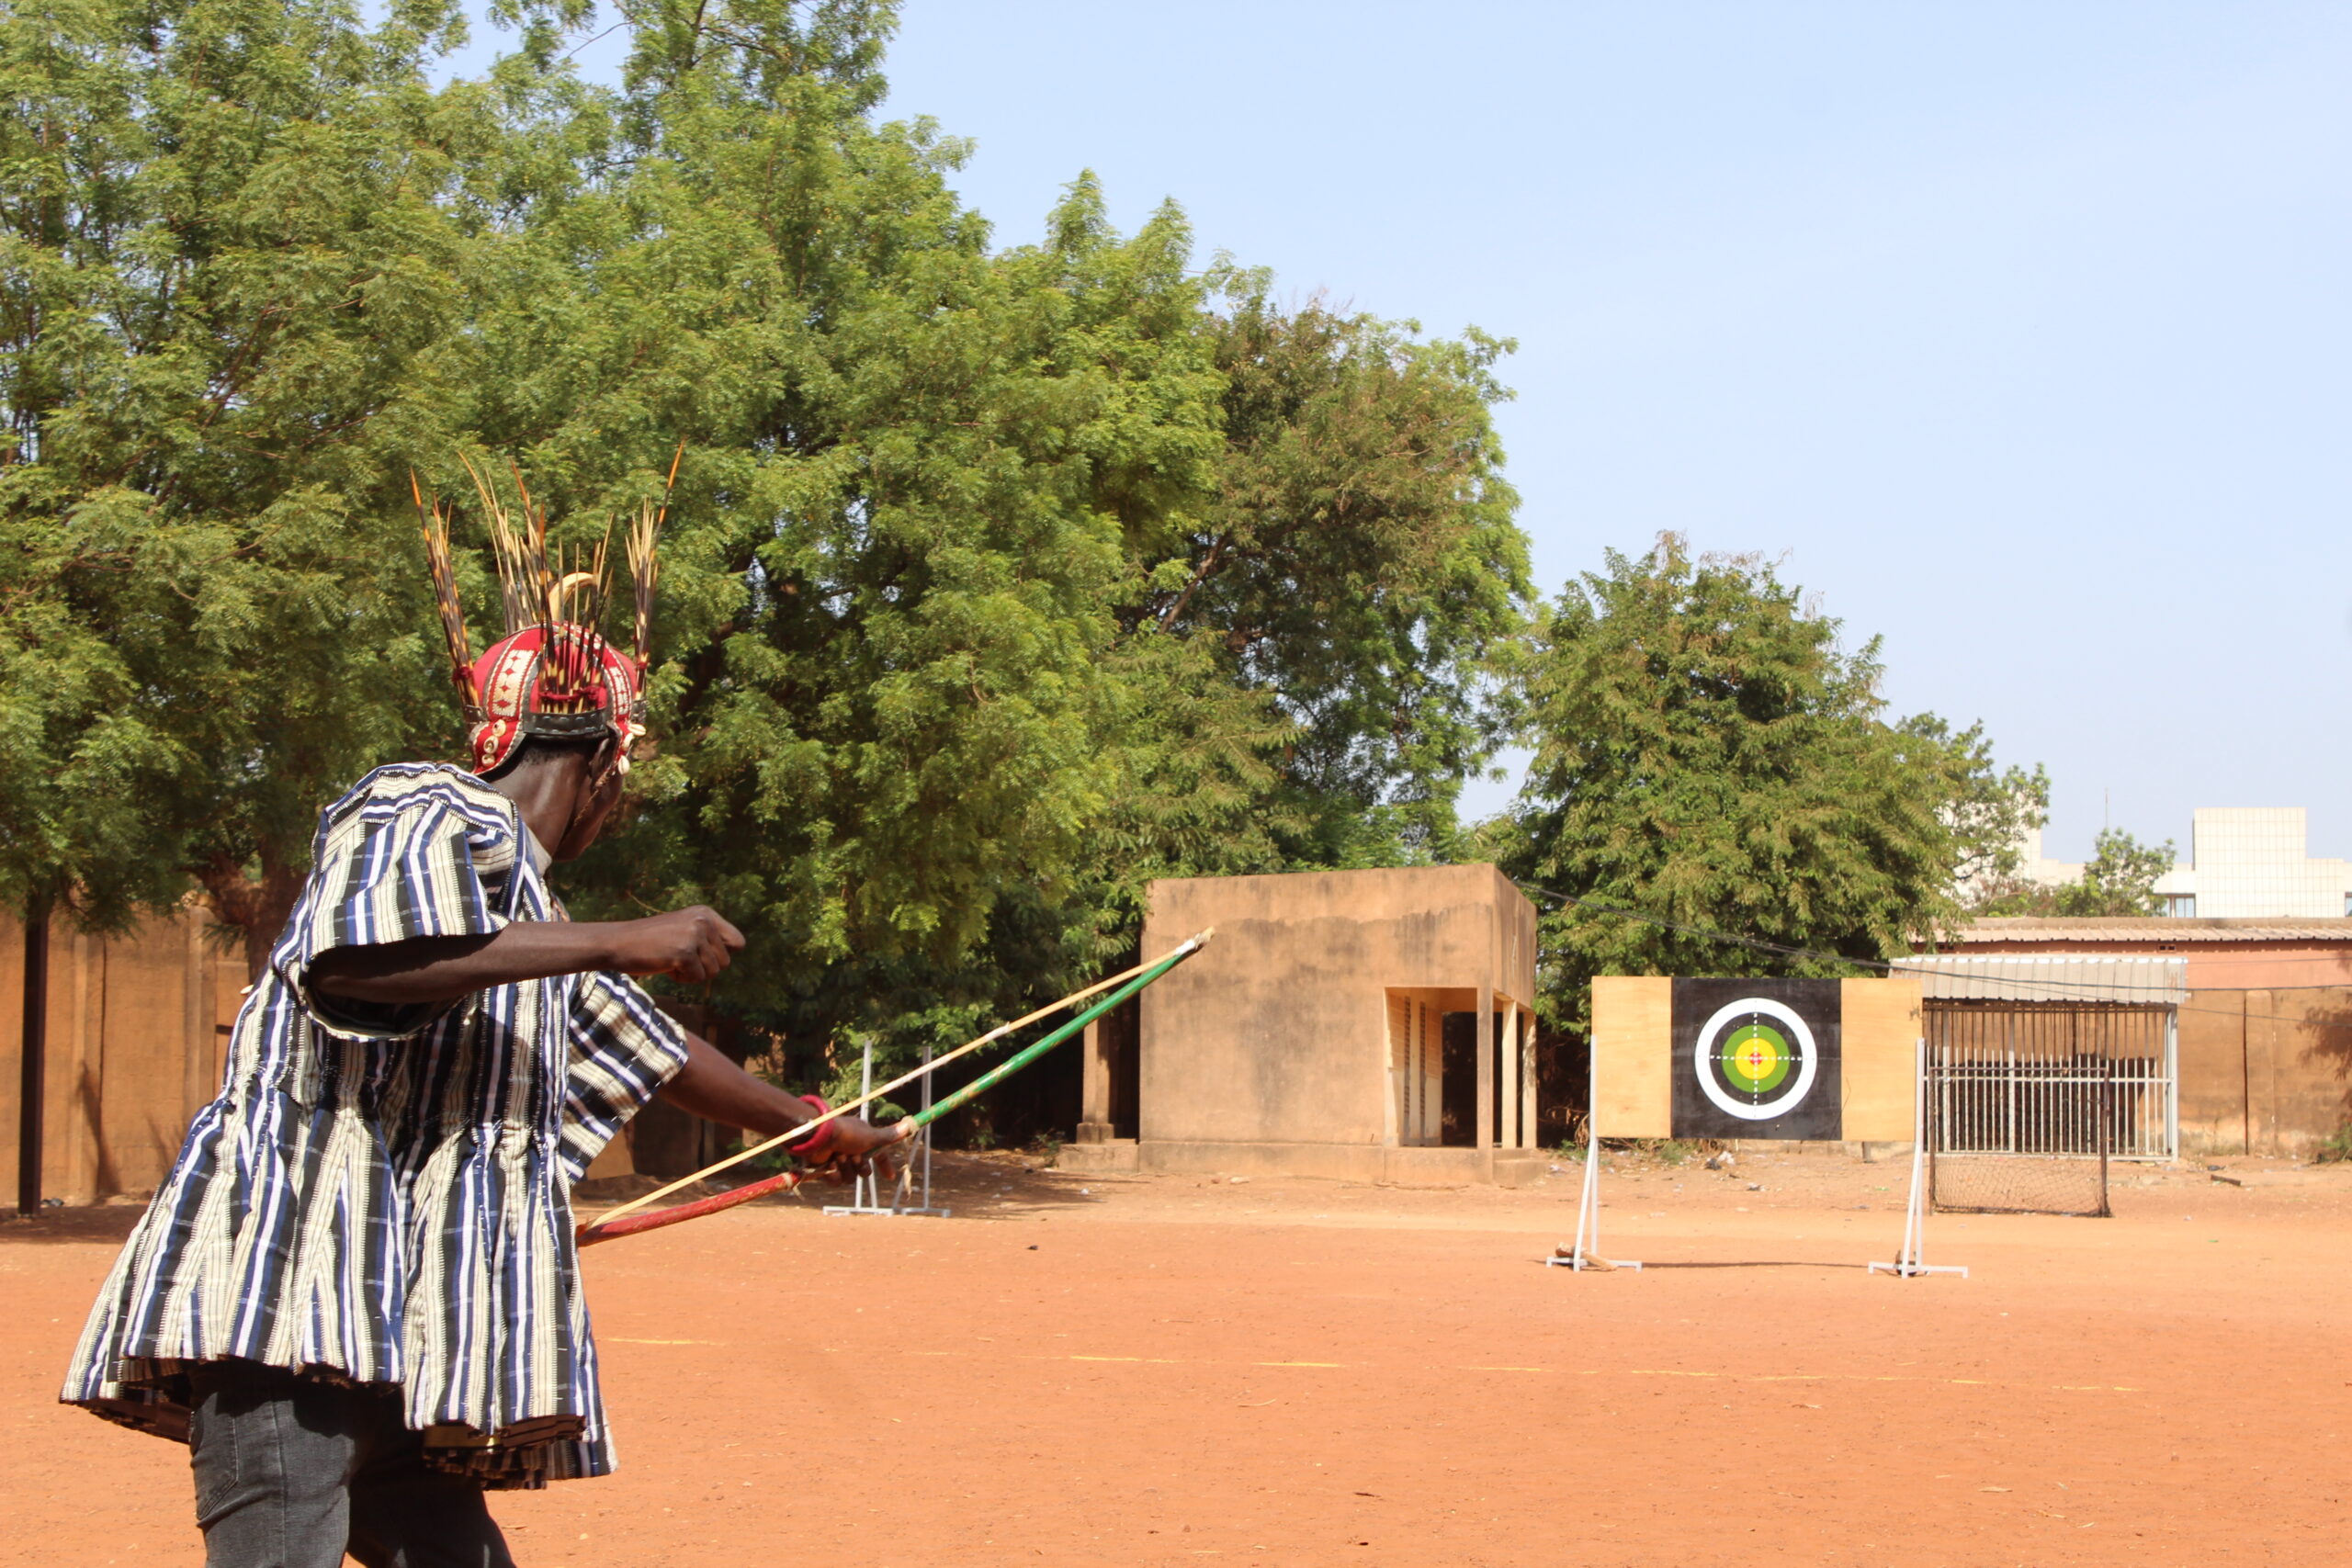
[576,931,1213,1247]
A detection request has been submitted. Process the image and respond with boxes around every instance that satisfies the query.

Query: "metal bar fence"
[1924,1003,2174,1161]
[1923,1002,2176,1218]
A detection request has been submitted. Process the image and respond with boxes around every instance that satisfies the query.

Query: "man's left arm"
[660,1032,903,1178]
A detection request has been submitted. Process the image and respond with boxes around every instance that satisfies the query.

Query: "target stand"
[823,1041,950,1220]
[1545,1079,1643,1271]
[1548,978,1965,1279]
[1869,1038,1966,1280]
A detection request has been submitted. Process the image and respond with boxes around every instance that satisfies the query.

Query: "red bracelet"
[789,1094,838,1162]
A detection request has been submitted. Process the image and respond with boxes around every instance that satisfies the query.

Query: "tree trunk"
[17,890,51,1216]
[196,846,307,986]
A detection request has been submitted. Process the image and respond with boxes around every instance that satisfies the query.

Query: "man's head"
[414,457,670,842]
[464,623,645,778]
[487,731,628,862]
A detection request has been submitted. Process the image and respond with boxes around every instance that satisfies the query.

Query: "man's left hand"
[808,1115,908,1183]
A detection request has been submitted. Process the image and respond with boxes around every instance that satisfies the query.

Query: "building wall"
[0,908,245,1206]
[1947,922,2352,1156]
[2154,809,2352,919]
[2177,986,2352,1156]
[1954,931,2352,992]
[1138,865,1537,1151]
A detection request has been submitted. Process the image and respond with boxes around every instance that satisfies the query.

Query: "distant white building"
[2015,807,2352,919]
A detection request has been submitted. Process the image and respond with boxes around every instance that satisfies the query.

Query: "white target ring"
[1693,997,1819,1122]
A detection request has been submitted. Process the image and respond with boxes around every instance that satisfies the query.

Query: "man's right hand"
[606,907,745,984]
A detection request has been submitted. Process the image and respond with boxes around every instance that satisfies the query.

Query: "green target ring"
[1717,1022,1793,1095]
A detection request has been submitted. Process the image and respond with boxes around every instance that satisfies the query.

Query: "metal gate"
[1924,1002,2177,1161]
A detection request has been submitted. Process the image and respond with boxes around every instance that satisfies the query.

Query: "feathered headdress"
[413,446,679,776]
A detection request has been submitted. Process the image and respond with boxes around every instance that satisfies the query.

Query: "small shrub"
[1607,1137,1701,1165]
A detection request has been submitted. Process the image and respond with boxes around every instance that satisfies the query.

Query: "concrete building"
[1928,916,2352,1156]
[1063,864,1544,1184]
[2152,810,2352,919]
[2015,808,2352,919]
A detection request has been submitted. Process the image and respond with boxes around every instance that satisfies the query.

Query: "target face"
[1694,998,1817,1121]
[1670,979,1842,1139]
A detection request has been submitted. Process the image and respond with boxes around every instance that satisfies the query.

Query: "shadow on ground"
[0,1206,145,1247]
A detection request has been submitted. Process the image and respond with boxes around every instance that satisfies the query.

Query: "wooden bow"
[575,931,1213,1247]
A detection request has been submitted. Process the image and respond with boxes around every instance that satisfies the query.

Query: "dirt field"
[5,1147,2348,1567]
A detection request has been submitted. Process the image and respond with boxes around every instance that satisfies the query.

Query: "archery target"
[1693,997,1817,1122]
[1668,977,1843,1140]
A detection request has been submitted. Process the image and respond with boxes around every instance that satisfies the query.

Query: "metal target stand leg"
[824,1040,951,1219]
[1870,1037,1965,1280]
[1546,1077,1641,1271]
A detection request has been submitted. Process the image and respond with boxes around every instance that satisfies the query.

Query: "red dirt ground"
[5,1148,2347,1567]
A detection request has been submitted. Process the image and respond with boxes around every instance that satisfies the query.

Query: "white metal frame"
[1926,1001,2177,1163]
[1871,1038,1967,1280]
[1545,1076,1641,1271]
[823,1040,950,1219]
[2164,1009,2180,1159]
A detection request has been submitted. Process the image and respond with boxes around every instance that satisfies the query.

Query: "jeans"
[187,1359,515,1568]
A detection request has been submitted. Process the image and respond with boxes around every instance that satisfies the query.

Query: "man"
[62,474,895,1566]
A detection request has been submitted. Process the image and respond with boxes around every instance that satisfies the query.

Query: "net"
[1928,1152,2109,1218]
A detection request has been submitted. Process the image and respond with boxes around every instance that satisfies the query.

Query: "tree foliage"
[0,0,518,962]
[1142,288,1527,863]
[1972,827,2176,918]
[1489,536,2040,1028]
[4,0,1532,1063]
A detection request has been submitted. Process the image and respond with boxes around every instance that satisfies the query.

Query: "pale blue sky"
[449,3,2352,862]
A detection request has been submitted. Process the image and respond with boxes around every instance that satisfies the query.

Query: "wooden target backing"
[1589,976,1920,1141]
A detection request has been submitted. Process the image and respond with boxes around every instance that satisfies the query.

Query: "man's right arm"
[309,907,744,1005]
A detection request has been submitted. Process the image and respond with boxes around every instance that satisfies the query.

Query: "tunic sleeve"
[272,770,518,1039]
[560,971,692,1183]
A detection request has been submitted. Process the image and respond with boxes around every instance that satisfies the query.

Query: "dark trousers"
[187,1359,515,1568]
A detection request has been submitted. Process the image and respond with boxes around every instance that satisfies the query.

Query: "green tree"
[433,3,1222,1055]
[447,1,1532,1067]
[1134,285,1530,865]
[1973,828,2176,918]
[1049,283,1535,995]
[1489,536,2038,1028]
[0,0,537,973]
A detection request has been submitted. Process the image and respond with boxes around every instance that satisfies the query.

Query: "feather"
[628,440,682,670]
[458,451,536,635]
[436,447,675,725]
[411,472,481,715]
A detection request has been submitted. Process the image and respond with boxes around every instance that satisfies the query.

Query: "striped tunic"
[61,763,687,1488]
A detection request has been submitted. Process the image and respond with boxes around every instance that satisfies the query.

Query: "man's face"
[550,737,628,862]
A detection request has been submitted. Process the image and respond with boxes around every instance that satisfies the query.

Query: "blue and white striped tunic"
[61,763,688,1488]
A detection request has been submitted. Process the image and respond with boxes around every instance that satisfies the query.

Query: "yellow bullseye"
[1715,1021,1793,1096]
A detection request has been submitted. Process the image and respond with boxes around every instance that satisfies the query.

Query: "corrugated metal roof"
[1955,917,2352,944]
[1892,954,2187,1005]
